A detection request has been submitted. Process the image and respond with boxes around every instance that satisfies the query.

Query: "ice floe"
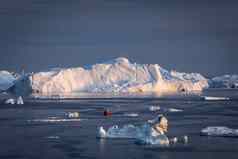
[167,108,183,112]
[97,124,170,145]
[202,96,230,101]
[4,96,24,105]
[47,136,60,139]
[149,105,161,112]
[16,96,24,104]
[66,112,80,118]
[148,106,183,113]
[201,126,238,137]
[123,113,139,117]
[4,98,15,104]
[28,118,81,123]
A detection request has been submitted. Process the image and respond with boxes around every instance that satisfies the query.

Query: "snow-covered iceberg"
[28,57,208,95]
[210,75,238,88]
[201,126,238,137]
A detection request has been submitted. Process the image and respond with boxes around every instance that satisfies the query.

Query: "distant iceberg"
[26,57,208,95]
[210,75,238,88]
[201,126,238,137]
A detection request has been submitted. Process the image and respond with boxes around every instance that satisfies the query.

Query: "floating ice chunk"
[169,136,189,144]
[167,108,183,112]
[66,112,80,118]
[170,137,178,144]
[98,123,169,146]
[202,96,230,101]
[149,106,182,113]
[4,98,15,104]
[149,106,161,112]
[201,126,238,137]
[4,96,24,105]
[183,135,188,143]
[123,113,139,117]
[97,126,107,138]
[16,96,24,105]
[29,118,81,123]
[47,136,60,139]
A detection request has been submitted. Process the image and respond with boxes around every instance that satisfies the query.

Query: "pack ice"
[29,57,208,95]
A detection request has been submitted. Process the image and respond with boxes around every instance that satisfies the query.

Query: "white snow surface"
[0,71,15,91]
[201,126,238,137]
[210,75,238,88]
[29,57,209,95]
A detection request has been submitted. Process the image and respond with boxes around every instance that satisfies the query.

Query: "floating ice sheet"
[167,108,183,112]
[123,113,139,117]
[47,136,60,139]
[28,118,81,123]
[201,126,238,137]
[202,96,230,101]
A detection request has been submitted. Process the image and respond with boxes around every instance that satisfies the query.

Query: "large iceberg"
[210,75,238,88]
[28,57,208,95]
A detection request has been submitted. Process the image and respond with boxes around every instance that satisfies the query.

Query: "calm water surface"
[0,89,238,159]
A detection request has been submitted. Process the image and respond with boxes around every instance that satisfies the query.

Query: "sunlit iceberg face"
[22,57,208,96]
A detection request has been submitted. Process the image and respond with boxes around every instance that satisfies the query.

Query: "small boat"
[103,110,112,116]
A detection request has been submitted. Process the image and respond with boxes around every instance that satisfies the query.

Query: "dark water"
[0,89,238,159]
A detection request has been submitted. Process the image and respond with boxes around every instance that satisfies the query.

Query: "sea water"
[0,89,238,159]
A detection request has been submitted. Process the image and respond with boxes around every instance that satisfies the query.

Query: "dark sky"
[0,0,237,77]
